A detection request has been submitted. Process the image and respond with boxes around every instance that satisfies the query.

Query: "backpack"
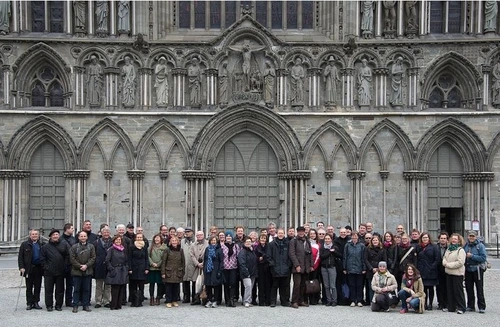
[475,243,491,272]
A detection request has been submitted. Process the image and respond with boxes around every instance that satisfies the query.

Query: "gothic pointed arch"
[416,118,486,172]
[78,117,135,170]
[7,115,77,170]
[146,47,178,67]
[302,120,357,170]
[77,47,111,67]
[136,118,190,170]
[358,119,415,171]
[0,139,6,169]
[421,52,481,108]
[350,49,383,67]
[486,131,500,171]
[191,103,301,171]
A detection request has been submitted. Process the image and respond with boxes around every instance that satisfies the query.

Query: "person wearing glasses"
[463,230,487,313]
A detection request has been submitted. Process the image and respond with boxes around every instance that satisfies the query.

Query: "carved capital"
[374,68,389,75]
[276,69,289,77]
[278,170,311,180]
[307,68,322,76]
[407,67,419,76]
[482,65,492,74]
[0,170,31,179]
[403,170,430,180]
[127,170,146,180]
[159,170,170,179]
[462,172,495,181]
[341,68,355,76]
[63,170,90,180]
[74,66,86,74]
[104,67,120,75]
[379,171,389,180]
[103,170,114,180]
[205,68,218,76]
[181,170,216,180]
[2,64,11,72]
[347,170,366,180]
[171,68,187,76]
[139,67,153,75]
[324,170,334,180]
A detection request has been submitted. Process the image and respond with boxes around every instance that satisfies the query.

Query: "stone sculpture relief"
[118,0,130,34]
[229,39,265,92]
[383,1,396,38]
[361,1,374,39]
[86,55,103,107]
[289,56,306,106]
[121,56,136,107]
[357,59,372,106]
[323,56,340,105]
[219,62,228,106]
[188,57,202,106]
[154,56,169,106]
[405,1,418,37]
[389,56,405,107]
[0,1,11,35]
[484,0,498,33]
[492,61,500,107]
[263,61,275,107]
[95,0,109,37]
[73,1,86,32]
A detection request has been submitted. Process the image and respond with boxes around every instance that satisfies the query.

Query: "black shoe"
[83,306,92,312]
[325,302,332,306]
[55,306,62,311]
[270,303,276,308]
[182,299,190,304]
[331,301,337,307]
[72,306,78,313]
[47,307,53,312]
[104,304,111,308]
[26,304,33,310]
[33,303,42,310]
[191,300,201,305]
[94,304,101,308]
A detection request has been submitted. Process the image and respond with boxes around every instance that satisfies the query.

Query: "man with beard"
[41,229,69,311]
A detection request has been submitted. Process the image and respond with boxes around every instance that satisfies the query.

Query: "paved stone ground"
[1,263,499,326]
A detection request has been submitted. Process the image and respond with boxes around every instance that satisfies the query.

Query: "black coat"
[333,236,349,271]
[18,239,45,277]
[128,243,150,281]
[267,237,291,277]
[238,246,258,279]
[105,247,129,285]
[416,243,440,286]
[93,237,113,280]
[398,245,417,272]
[289,236,312,274]
[203,246,224,286]
[364,246,387,280]
[320,244,340,268]
[40,240,69,276]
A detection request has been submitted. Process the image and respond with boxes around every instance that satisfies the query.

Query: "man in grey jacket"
[288,226,313,309]
[70,231,96,313]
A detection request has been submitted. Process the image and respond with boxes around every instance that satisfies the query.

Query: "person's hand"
[80,264,87,271]
[343,270,347,275]
[466,252,472,258]
[198,263,203,269]
[19,268,25,276]
[362,270,366,274]
[372,268,377,274]
[145,270,149,274]
[330,249,335,252]
[162,274,165,279]
[410,290,415,296]
[310,267,314,272]
[406,298,411,303]
[129,270,132,274]
[259,257,263,261]
[296,266,301,273]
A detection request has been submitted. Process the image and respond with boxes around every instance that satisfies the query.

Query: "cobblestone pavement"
[1,262,499,326]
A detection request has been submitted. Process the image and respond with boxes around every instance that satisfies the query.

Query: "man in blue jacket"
[463,230,487,313]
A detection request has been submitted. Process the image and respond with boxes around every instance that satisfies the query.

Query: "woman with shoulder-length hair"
[148,233,167,305]
[398,264,425,314]
[203,236,224,308]
[320,234,340,306]
[442,233,466,314]
[238,236,258,308]
[128,232,149,307]
[105,235,129,310]
[221,231,240,307]
[416,232,440,310]
[255,233,272,306]
[364,234,387,305]
[383,232,400,278]
[161,236,185,308]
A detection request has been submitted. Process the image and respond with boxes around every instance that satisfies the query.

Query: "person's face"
[135,234,143,241]
[225,235,233,243]
[378,265,387,273]
[327,227,334,235]
[30,231,39,242]
[397,225,404,233]
[161,227,168,236]
[351,234,359,243]
[450,236,459,245]
[177,231,185,239]
[317,223,324,229]
[304,224,310,233]
[318,231,325,240]
[339,229,347,238]
[421,234,430,244]
[101,229,110,239]
[259,236,267,245]
[371,236,379,246]
[78,232,88,243]
[407,266,414,275]
[137,228,144,234]
[385,233,392,242]
[401,236,409,245]
[210,238,217,245]
[210,228,218,236]
[366,223,373,232]
[244,239,253,249]
[268,226,276,235]
[196,232,204,241]
[439,235,448,245]
[324,235,332,244]
[50,232,60,242]
[468,234,477,242]
[365,233,372,243]
[169,229,176,237]
[171,238,179,247]
[218,232,225,242]
[114,237,122,245]
[154,236,162,244]
[297,230,305,238]
[411,232,420,240]
[127,227,134,234]
[395,236,401,244]
[261,230,268,236]
[185,231,193,238]
[359,226,367,234]
[309,231,317,240]
[117,227,125,236]
[287,229,295,238]
[65,225,74,235]
[236,228,244,237]
[277,230,285,239]
[346,229,352,236]
[249,233,257,242]
[83,221,92,232]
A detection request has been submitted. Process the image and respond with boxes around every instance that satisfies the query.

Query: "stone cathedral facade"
[1,1,500,244]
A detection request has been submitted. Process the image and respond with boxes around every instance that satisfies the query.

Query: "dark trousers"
[72,275,92,307]
[446,274,466,312]
[110,284,126,309]
[271,275,291,306]
[150,282,165,298]
[223,269,238,305]
[25,265,43,305]
[465,269,486,310]
[336,266,348,304]
[44,274,64,308]
[129,279,145,305]
[291,273,307,304]
[257,265,272,306]
[206,285,221,303]
[182,281,192,301]
[347,273,364,303]
[63,266,73,306]
[165,283,180,303]
[215,285,223,304]
[436,269,447,308]
[371,294,389,311]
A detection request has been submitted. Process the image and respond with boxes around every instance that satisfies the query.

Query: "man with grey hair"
[181,227,194,303]
[19,229,44,310]
[267,222,277,242]
[93,225,112,308]
[189,231,208,305]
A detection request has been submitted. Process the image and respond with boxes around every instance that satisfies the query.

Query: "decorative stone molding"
[347,170,366,180]
[341,68,355,77]
[462,172,495,181]
[103,170,114,180]
[138,67,153,75]
[379,171,389,179]
[104,67,120,74]
[171,68,187,76]
[374,68,389,76]
[403,171,430,180]
[482,65,491,74]
[278,170,311,180]
[181,170,216,180]
[159,170,170,180]
[63,170,90,179]
[205,68,218,76]
[127,170,146,180]
[324,170,334,180]
[0,170,31,179]
[307,67,322,77]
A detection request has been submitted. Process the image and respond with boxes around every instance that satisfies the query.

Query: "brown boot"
[155,297,160,305]
[150,298,154,306]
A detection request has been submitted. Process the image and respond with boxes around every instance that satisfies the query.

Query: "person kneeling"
[398,264,425,314]
[371,261,398,312]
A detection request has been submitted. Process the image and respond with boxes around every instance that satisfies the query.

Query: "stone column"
[463,172,494,242]
[110,0,117,36]
[477,0,484,35]
[482,65,491,109]
[419,0,427,36]
[65,0,72,35]
[277,69,288,107]
[139,67,152,109]
[182,171,216,235]
[63,170,90,234]
[0,170,30,241]
[172,68,187,107]
[278,171,311,229]
[104,67,120,108]
[379,171,389,232]
[87,0,94,37]
[127,170,145,229]
[403,171,429,232]
[11,0,19,33]
[374,67,389,108]
[74,66,86,107]
[2,65,11,105]
[408,67,419,108]
[159,170,169,226]
[103,170,113,225]
[347,170,366,228]
[342,68,355,107]
[324,171,334,226]
[205,68,218,107]
[375,0,383,38]
[397,0,404,37]
[308,68,321,109]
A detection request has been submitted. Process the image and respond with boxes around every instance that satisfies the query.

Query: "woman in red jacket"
[308,229,321,305]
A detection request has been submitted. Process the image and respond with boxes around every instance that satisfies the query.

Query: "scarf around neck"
[448,244,459,251]
[206,245,216,273]
[113,244,124,251]
[134,240,145,249]
[383,241,392,248]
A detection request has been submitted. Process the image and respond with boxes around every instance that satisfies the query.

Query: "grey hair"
[116,224,125,231]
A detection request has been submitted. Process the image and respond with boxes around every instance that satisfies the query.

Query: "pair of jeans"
[291,273,307,304]
[72,275,92,307]
[242,277,256,304]
[321,267,337,303]
[398,289,419,310]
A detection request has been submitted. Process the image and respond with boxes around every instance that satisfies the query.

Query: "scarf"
[134,240,145,249]
[225,242,235,258]
[420,242,429,249]
[323,242,333,250]
[310,239,317,246]
[448,244,459,251]
[206,245,216,273]
[403,273,414,289]
[377,271,388,287]
[383,241,392,248]
[113,244,124,251]
[400,242,409,249]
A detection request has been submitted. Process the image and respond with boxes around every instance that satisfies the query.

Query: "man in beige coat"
[189,231,208,305]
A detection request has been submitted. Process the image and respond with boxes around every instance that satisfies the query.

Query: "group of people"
[18,219,488,315]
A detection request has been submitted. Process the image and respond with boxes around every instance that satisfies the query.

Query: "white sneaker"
[357,302,363,307]
[205,301,212,308]
[350,302,356,307]
[211,302,218,308]
[244,303,250,308]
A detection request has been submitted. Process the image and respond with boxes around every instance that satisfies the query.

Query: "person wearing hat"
[289,226,313,308]
[40,229,70,311]
[181,227,195,303]
[221,230,240,307]
[124,223,136,242]
[370,261,397,312]
[463,230,487,313]
[323,55,340,104]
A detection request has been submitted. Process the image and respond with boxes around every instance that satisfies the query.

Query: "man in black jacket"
[267,228,291,307]
[40,229,70,311]
[62,223,76,307]
[18,229,44,310]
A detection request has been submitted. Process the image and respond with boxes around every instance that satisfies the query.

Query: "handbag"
[199,286,207,300]
[341,283,350,299]
[195,271,204,294]
[305,279,321,294]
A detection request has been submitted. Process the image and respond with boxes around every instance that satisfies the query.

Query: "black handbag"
[305,279,321,294]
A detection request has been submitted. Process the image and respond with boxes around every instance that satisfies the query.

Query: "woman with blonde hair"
[442,233,466,314]
[148,233,167,305]
[161,236,185,308]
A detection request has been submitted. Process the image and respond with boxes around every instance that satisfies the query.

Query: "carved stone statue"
[87,55,103,106]
[263,62,275,107]
[228,39,265,91]
[118,0,130,33]
[121,56,136,107]
[492,62,500,106]
[357,59,372,106]
[390,57,405,106]
[219,62,228,106]
[323,56,340,105]
[289,57,305,106]
[188,57,202,106]
[361,1,375,39]
[154,57,169,106]
[73,1,86,31]
[484,0,498,33]
[383,1,396,34]
[405,1,418,31]
[0,1,11,35]
[95,0,109,36]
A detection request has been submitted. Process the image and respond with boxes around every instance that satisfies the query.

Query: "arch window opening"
[29,66,65,107]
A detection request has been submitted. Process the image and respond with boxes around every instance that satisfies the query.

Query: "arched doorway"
[427,143,464,237]
[214,132,279,231]
[29,141,65,232]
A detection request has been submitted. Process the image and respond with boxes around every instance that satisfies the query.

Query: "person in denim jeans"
[238,237,258,307]
[398,264,425,314]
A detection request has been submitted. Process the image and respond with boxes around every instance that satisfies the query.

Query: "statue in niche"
[361,1,374,39]
[250,71,262,92]
[263,61,275,107]
[118,0,130,33]
[289,56,305,106]
[405,1,418,31]
[323,56,340,105]
[390,56,405,106]
[154,56,169,106]
[95,0,109,36]
[229,39,265,91]
[383,1,396,35]
[0,1,11,35]
[121,56,136,107]
[86,55,103,106]
[484,0,498,33]
[73,1,86,31]
[357,59,372,106]
[492,62,500,106]
[234,72,243,92]
[219,62,228,106]
[188,57,202,106]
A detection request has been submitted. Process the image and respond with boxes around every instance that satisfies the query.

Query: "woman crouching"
[370,261,398,312]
